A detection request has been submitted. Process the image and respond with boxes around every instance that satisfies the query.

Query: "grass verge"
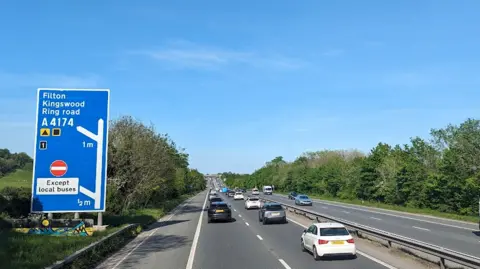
[0,193,195,269]
[278,192,478,223]
[0,170,32,190]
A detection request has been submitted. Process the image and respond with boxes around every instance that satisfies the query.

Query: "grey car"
[258,203,287,224]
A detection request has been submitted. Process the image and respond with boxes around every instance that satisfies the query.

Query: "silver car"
[258,203,287,224]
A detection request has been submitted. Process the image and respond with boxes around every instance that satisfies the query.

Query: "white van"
[263,185,272,195]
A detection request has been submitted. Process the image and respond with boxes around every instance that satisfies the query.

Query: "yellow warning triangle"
[40,128,50,136]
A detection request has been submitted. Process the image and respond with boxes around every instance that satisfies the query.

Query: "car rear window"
[266,204,283,211]
[210,198,222,202]
[212,203,229,209]
[320,227,349,236]
[298,195,308,199]
[249,198,259,201]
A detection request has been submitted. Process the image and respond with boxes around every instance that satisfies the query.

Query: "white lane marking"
[185,192,209,269]
[256,235,263,240]
[322,206,328,209]
[245,222,249,226]
[370,217,382,221]
[287,217,398,269]
[357,250,398,269]
[278,259,292,269]
[239,214,242,217]
[274,194,476,231]
[343,210,350,214]
[412,226,430,231]
[276,194,476,231]
[234,209,237,211]
[112,197,195,269]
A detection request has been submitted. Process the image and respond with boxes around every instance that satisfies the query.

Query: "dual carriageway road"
[266,193,480,258]
[97,189,394,269]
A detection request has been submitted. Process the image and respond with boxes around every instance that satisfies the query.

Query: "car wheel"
[262,218,267,225]
[283,217,287,224]
[301,239,306,252]
[313,246,321,260]
[207,218,211,223]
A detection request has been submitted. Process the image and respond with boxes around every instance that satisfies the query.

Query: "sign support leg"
[97,212,103,226]
[47,213,53,219]
[74,212,79,219]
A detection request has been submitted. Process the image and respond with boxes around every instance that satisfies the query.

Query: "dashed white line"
[343,210,350,214]
[245,222,249,226]
[370,217,382,221]
[256,235,263,240]
[278,259,292,269]
[233,209,237,211]
[321,206,328,209]
[412,226,430,231]
[239,214,242,217]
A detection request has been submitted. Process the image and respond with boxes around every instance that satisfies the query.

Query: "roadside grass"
[278,192,478,223]
[0,192,195,269]
[0,170,32,190]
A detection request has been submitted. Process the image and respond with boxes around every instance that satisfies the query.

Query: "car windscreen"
[235,192,242,195]
[298,195,308,199]
[320,227,349,236]
[249,198,259,201]
[210,198,222,202]
[265,187,271,190]
[266,204,283,211]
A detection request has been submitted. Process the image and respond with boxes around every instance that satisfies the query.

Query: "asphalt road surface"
[265,193,480,258]
[97,187,394,269]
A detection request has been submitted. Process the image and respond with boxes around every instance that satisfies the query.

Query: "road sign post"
[31,88,110,220]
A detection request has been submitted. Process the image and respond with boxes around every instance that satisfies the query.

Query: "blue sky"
[1,1,479,173]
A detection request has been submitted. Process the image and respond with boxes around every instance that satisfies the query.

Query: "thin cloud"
[0,72,101,89]
[127,40,306,70]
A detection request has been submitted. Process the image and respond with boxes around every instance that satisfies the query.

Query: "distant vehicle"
[263,186,273,195]
[258,202,287,224]
[295,194,312,206]
[245,196,261,209]
[209,191,218,201]
[252,188,260,195]
[227,190,235,197]
[209,197,223,206]
[207,202,232,223]
[288,191,298,199]
[301,223,356,260]
[221,187,228,193]
[233,192,244,200]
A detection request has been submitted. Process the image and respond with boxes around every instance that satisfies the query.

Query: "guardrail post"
[48,213,53,219]
[387,240,392,248]
[439,258,446,269]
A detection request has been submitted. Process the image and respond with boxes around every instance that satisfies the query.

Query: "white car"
[233,192,244,200]
[252,189,260,195]
[301,223,356,260]
[244,197,261,209]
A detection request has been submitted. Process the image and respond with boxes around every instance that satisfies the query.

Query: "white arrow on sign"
[76,119,104,209]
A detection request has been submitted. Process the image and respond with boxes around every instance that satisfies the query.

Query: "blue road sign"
[31,88,110,213]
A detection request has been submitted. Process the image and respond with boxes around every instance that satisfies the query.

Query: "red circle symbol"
[50,160,67,177]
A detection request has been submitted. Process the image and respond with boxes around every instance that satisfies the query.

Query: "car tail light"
[318,239,329,244]
[347,239,354,243]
